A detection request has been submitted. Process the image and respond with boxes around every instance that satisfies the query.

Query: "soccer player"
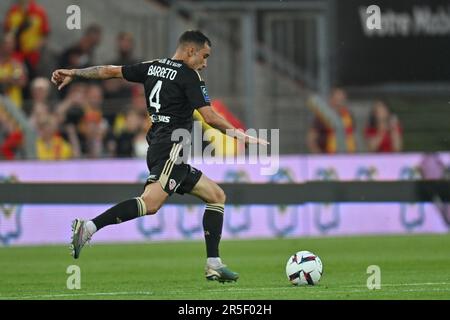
[51,30,268,283]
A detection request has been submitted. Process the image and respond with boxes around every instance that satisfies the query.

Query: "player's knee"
[146,202,162,215]
[213,186,226,204]
[141,196,162,215]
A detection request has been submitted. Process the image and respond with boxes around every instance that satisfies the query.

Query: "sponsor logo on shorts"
[169,179,177,191]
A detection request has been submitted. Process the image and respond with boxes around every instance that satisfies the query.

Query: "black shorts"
[145,143,202,196]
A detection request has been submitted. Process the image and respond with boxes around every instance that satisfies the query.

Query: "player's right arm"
[51,65,123,90]
[51,61,155,90]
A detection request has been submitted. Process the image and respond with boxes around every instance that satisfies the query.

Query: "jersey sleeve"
[184,70,211,109]
[122,62,152,83]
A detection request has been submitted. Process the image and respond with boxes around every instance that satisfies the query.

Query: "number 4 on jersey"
[149,80,162,113]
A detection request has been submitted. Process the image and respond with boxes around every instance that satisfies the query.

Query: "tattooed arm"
[51,65,123,90]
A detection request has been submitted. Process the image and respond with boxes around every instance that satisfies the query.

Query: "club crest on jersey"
[169,179,177,191]
[200,86,210,103]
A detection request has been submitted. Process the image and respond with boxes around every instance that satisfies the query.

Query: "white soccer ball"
[285,250,323,286]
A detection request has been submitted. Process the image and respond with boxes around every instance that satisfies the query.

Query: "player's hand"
[51,69,75,90]
[234,129,269,146]
[244,134,270,146]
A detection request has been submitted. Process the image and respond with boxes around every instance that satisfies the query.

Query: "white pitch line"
[2,283,450,299]
[0,291,153,300]
[341,282,450,288]
[145,284,450,296]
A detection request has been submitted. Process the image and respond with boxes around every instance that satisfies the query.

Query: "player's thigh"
[189,174,226,204]
[141,157,187,214]
[141,181,168,215]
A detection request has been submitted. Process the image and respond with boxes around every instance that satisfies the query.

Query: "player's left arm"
[51,65,123,90]
[197,106,269,145]
[187,69,268,146]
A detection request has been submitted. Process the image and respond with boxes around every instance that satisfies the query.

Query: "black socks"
[203,204,225,257]
[92,197,147,231]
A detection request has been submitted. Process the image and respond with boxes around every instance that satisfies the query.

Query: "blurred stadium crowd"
[0,0,159,160]
[0,0,252,160]
[0,0,406,160]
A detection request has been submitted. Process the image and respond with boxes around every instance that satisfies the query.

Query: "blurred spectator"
[58,24,102,69]
[134,116,151,158]
[112,32,138,66]
[193,99,246,156]
[85,84,114,151]
[53,82,111,159]
[56,84,109,158]
[364,100,403,153]
[27,77,51,124]
[112,85,147,135]
[211,99,246,131]
[84,84,107,131]
[115,109,143,157]
[57,24,102,97]
[0,33,27,108]
[28,100,50,130]
[0,109,23,160]
[307,88,356,153]
[62,47,83,70]
[79,110,109,158]
[54,83,87,158]
[54,82,86,126]
[30,76,50,104]
[35,115,72,160]
[84,84,104,115]
[3,0,50,81]
[130,84,148,114]
[103,32,139,117]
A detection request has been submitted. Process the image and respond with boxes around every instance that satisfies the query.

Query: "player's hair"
[178,30,211,48]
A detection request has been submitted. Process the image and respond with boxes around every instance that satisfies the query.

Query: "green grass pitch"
[0,234,449,300]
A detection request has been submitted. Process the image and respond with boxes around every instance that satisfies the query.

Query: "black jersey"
[122,58,211,145]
